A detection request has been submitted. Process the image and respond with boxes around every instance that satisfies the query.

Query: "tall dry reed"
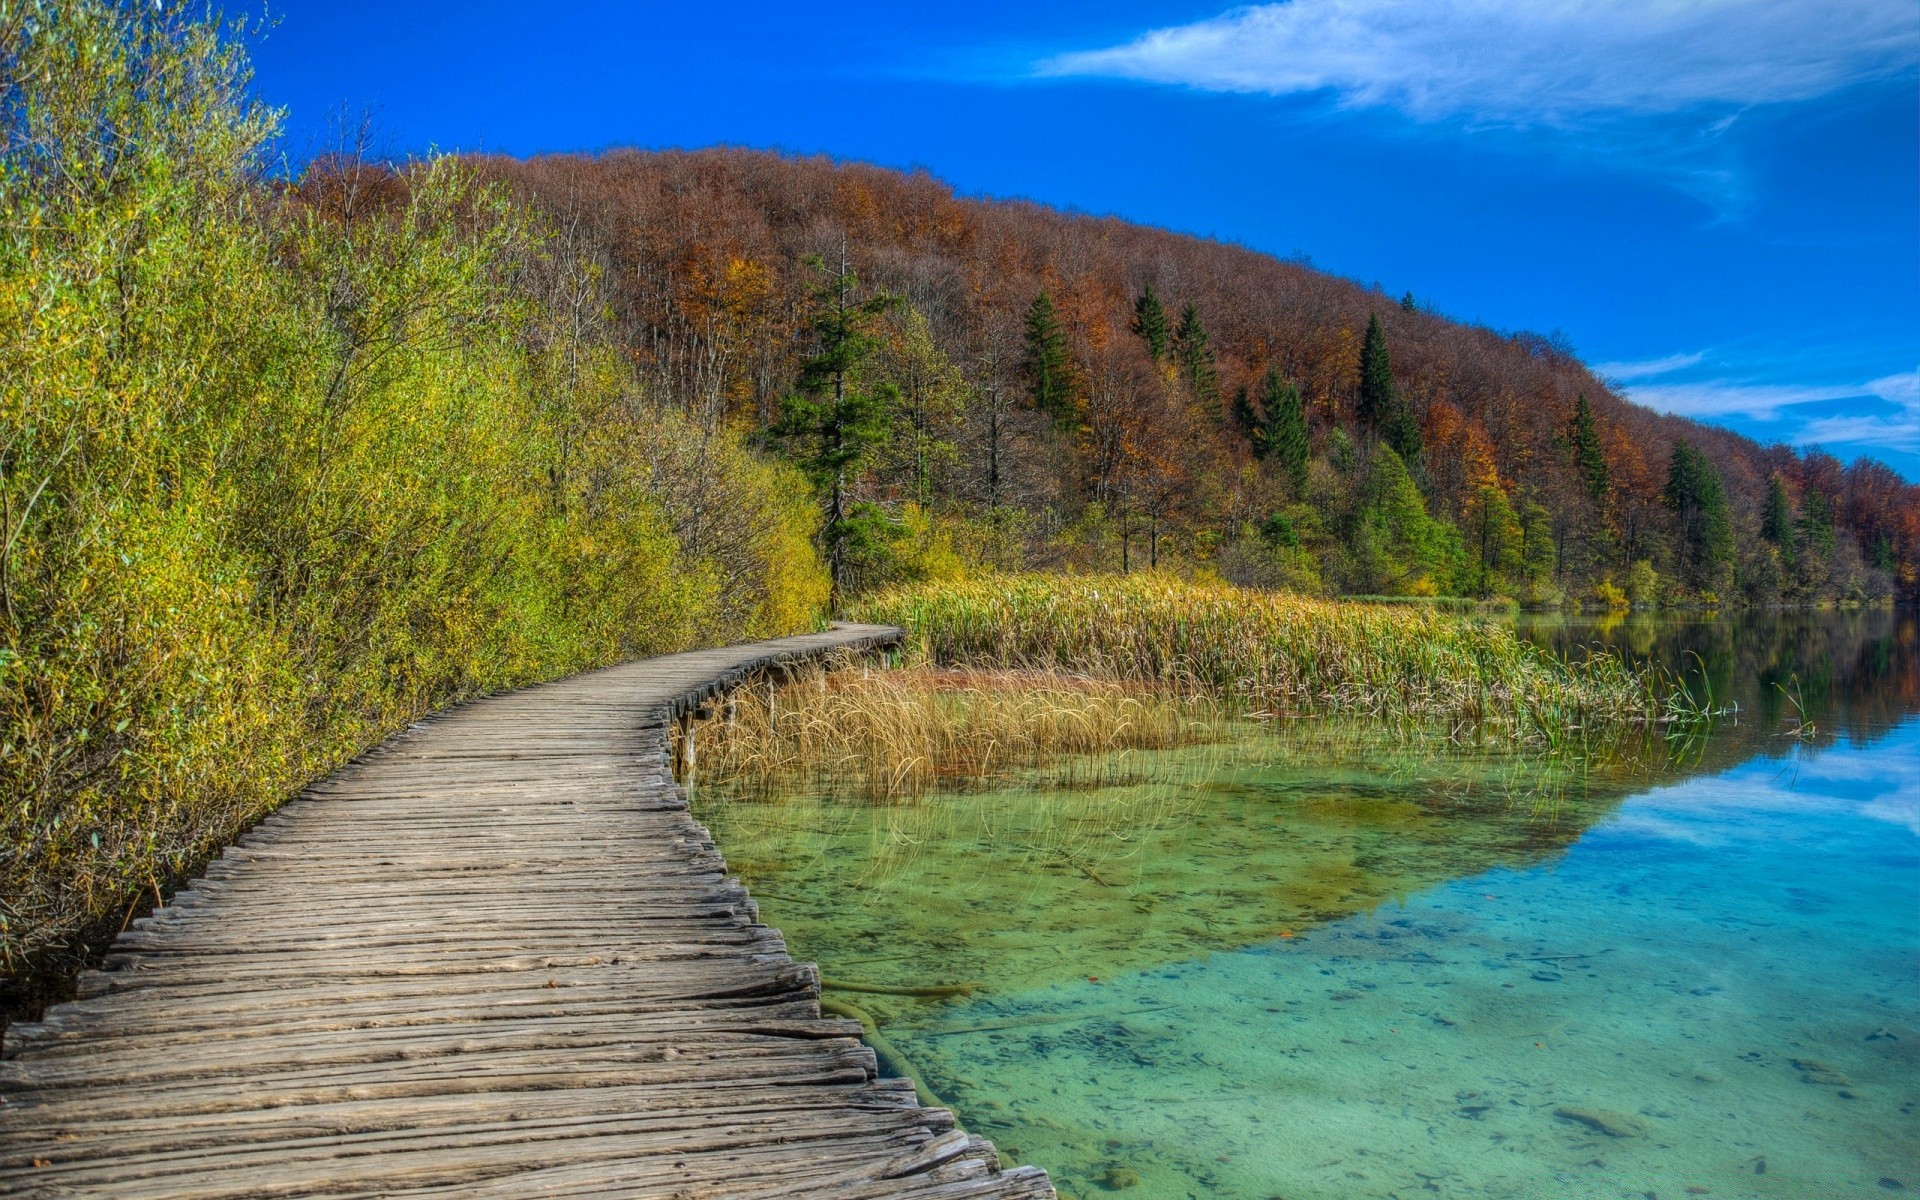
[704,665,1220,801]
[850,574,1662,736]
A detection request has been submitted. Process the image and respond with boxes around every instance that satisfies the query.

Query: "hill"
[475,148,1918,606]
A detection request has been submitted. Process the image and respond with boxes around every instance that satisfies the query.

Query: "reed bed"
[704,665,1221,801]
[849,574,1665,736]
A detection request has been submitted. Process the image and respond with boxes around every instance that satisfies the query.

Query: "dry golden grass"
[703,665,1220,801]
[850,574,1662,737]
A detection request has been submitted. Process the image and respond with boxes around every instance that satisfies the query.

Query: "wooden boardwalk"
[0,627,1053,1199]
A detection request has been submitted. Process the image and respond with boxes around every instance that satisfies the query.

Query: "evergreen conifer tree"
[1356,313,1422,465]
[1358,313,1394,432]
[1132,284,1169,362]
[772,254,898,600]
[1761,473,1794,547]
[1022,290,1074,426]
[1230,385,1262,446]
[1173,302,1220,414]
[1400,292,1417,313]
[1871,534,1895,572]
[1799,487,1835,555]
[1569,393,1609,504]
[1261,368,1310,495]
[1663,441,1734,592]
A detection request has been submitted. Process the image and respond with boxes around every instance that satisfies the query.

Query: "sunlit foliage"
[0,1,823,986]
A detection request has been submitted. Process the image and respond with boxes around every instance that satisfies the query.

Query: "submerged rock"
[1099,1166,1139,1190]
[1791,1058,1853,1087]
[1552,1106,1647,1138]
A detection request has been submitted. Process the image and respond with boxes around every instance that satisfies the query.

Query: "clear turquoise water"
[697,612,1919,1199]
[892,725,1918,1198]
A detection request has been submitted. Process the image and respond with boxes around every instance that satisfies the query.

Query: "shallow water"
[694,611,1918,1199]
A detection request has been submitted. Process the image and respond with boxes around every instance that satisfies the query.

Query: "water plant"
[704,662,1221,801]
[850,574,1658,735]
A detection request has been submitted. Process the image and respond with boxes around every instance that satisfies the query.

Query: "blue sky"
[249,0,1920,479]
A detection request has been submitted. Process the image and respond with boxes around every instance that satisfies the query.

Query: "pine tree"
[1358,313,1394,432]
[1871,533,1895,572]
[1230,385,1262,446]
[772,254,898,600]
[1355,312,1421,465]
[1761,472,1794,547]
[1569,393,1609,504]
[1022,290,1074,426]
[1173,302,1220,414]
[1799,486,1834,556]
[1400,292,1417,314]
[1260,367,1309,495]
[1663,440,1733,592]
[1132,284,1169,363]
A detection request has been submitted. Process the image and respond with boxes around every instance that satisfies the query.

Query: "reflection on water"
[693,611,1919,1199]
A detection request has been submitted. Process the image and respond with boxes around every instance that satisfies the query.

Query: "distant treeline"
[476,149,1920,608]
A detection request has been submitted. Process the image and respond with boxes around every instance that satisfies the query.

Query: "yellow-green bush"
[0,1,824,994]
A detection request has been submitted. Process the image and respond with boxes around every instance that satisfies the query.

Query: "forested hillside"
[478,150,1920,607]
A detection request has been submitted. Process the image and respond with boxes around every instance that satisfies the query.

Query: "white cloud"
[1612,367,1920,435]
[1042,0,1920,127]
[1606,736,1920,841]
[1626,380,1868,420]
[1593,351,1706,381]
[1795,414,1920,453]
[1867,370,1920,407]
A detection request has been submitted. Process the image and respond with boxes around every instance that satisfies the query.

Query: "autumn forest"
[478,148,1919,608]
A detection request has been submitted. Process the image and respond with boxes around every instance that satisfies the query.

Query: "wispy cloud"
[1041,0,1920,128]
[1626,380,1869,420]
[1593,351,1706,381]
[1797,412,1920,453]
[1616,365,1920,456]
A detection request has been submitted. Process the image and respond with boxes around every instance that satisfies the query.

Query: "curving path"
[0,626,1052,1199]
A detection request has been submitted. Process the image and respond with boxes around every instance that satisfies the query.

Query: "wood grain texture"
[0,626,1052,1199]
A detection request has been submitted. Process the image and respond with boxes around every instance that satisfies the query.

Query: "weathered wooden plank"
[0,626,1052,1199]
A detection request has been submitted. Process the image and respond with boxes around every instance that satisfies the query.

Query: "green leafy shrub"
[0,1,823,994]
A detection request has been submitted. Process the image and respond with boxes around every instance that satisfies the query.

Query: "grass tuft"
[705,664,1220,801]
[848,574,1660,734]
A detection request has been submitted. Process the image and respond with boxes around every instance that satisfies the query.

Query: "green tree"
[1799,486,1835,556]
[1260,368,1310,495]
[1463,483,1522,596]
[1663,440,1734,593]
[1132,284,1169,362]
[1349,447,1461,594]
[1022,290,1075,426]
[773,255,898,599]
[1356,313,1421,465]
[1761,472,1795,547]
[1518,495,1557,590]
[1230,385,1262,446]
[1173,301,1220,414]
[1400,292,1417,313]
[873,307,965,510]
[1871,533,1895,572]
[1569,394,1609,504]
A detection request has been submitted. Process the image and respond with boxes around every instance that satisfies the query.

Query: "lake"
[693,610,1918,1199]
